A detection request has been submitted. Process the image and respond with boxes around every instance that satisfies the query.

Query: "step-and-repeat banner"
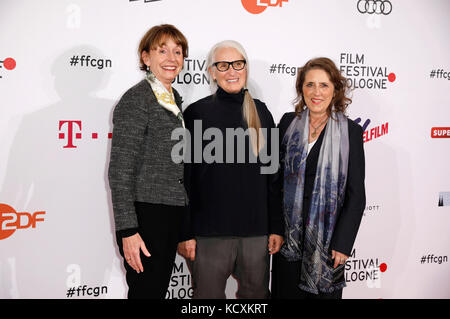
[1,0,449,299]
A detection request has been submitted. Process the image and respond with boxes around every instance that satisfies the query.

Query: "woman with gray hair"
[178,40,284,299]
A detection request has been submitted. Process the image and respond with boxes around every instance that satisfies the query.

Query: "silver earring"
[146,68,156,82]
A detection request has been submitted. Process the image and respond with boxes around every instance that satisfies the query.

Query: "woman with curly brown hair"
[271,57,366,299]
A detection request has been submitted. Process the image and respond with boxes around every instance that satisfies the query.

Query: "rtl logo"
[241,0,288,14]
[354,117,389,143]
[0,203,45,240]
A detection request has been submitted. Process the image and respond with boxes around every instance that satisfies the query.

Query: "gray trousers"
[188,236,270,299]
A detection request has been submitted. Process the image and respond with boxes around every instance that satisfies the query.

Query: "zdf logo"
[0,203,45,240]
[241,0,288,14]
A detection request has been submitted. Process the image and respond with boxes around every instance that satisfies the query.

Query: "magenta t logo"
[59,120,82,148]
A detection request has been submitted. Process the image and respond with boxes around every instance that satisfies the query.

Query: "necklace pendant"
[311,131,317,138]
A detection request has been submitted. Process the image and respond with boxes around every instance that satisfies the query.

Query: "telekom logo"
[58,120,112,148]
[59,120,82,148]
[0,203,45,240]
[241,0,288,14]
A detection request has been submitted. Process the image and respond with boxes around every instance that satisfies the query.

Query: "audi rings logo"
[357,0,392,15]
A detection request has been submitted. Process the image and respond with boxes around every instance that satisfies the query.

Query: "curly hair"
[294,57,352,117]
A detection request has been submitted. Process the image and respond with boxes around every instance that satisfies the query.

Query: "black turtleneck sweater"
[180,87,283,241]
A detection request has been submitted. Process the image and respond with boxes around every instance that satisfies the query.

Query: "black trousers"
[271,253,343,300]
[116,202,184,299]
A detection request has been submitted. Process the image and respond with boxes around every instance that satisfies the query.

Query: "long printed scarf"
[280,109,349,294]
[146,71,185,128]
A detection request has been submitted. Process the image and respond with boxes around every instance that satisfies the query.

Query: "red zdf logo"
[0,203,45,240]
[241,0,288,14]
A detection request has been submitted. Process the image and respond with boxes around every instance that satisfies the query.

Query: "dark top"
[278,112,366,256]
[180,87,284,241]
[108,80,187,237]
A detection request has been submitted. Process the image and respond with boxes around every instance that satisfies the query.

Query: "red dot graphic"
[3,57,16,70]
[380,263,387,272]
[388,72,396,82]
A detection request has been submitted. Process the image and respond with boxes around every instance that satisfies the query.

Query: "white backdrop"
[1,0,449,299]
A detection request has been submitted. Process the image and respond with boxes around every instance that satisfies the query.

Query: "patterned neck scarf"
[146,70,185,128]
[280,109,349,294]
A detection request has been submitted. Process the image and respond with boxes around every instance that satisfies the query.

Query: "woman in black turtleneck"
[178,40,284,299]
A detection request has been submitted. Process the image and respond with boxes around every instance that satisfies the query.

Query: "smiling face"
[210,47,247,94]
[302,68,335,117]
[141,37,184,90]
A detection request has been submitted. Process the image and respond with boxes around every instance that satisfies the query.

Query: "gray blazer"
[108,79,186,232]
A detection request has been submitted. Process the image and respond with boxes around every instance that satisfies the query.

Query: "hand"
[122,233,151,273]
[177,239,196,261]
[331,250,348,269]
[268,234,284,255]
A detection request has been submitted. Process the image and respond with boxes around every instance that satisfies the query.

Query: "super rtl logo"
[431,127,450,138]
[0,203,45,240]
